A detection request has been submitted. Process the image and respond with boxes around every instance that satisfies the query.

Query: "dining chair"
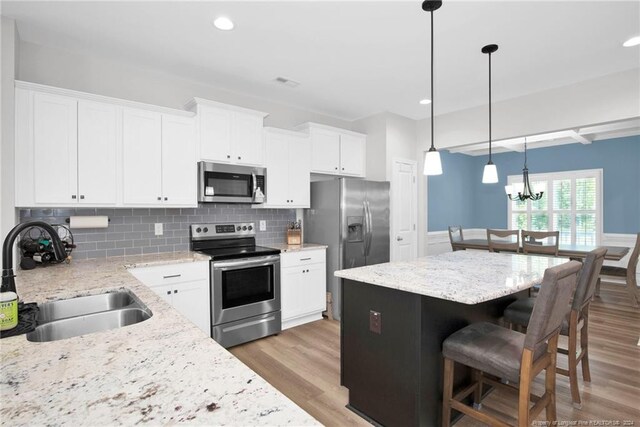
[441,261,582,427]
[448,226,464,251]
[596,233,639,307]
[487,229,520,253]
[522,230,560,256]
[502,248,606,408]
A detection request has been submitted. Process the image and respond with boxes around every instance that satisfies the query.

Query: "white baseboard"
[282,312,323,331]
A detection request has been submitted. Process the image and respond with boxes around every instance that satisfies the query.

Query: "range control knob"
[203,227,209,233]
[248,225,253,231]
[242,226,247,231]
[236,226,241,231]
[195,227,202,233]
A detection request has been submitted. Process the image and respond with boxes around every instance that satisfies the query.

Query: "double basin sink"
[27,290,152,342]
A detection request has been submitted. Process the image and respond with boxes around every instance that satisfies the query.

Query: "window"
[508,169,602,245]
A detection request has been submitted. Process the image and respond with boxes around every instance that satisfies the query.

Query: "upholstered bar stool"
[522,230,560,256]
[503,248,606,408]
[448,226,464,251]
[596,233,640,307]
[487,229,520,253]
[441,261,582,427]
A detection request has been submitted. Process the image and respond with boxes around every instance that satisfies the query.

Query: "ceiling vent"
[274,76,300,88]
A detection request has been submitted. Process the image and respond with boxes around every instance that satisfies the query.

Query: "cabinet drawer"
[129,261,209,287]
[280,249,326,268]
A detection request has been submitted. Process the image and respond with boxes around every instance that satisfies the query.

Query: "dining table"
[451,239,630,261]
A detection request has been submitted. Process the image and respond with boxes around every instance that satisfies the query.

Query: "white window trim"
[507,168,603,245]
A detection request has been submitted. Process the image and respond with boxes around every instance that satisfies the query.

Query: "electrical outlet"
[259,220,267,231]
[154,223,163,236]
[369,310,382,334]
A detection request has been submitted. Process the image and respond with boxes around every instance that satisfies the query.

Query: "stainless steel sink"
[27,308,152,342]
[37,291,136,322]
[27,289,152,343]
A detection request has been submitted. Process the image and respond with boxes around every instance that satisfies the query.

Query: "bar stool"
[522,230,560,256]
[448,226,464,251]
[441,261,582,427]
[596,232,639,307]
[503,248,606,408]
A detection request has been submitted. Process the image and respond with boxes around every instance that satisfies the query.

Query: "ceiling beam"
[568,130,592,144]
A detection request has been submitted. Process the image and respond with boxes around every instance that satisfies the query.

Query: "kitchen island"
[335,250,568,427]
[0,252,318,426]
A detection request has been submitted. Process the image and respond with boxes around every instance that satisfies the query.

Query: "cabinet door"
[264,132,290,206]
[288,135,311,208]
[171,280,211,336]
[199,106,233,163]
[339,133,366,177]
[281,267,305,322]
[77,101,118,205]
[310,129,340,174]
[233,113,264,166]
[161,115,197,206]
[33,93,78,204]
[149,283,174,305]
[122,108,162,205]
[305,263,327,313]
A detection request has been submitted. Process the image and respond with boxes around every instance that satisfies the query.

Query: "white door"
[199,106,232,163]
[288,135,311,208]
[310,129,340,174]
[233,113,264,166]
[77,101,118,205]
[339,133,366,177]
[171,280,211,335]
[33,93,78,204]
[391,159,418,261]
[264,132,290,206]
[122,108,162,205]
[161,115,196,206]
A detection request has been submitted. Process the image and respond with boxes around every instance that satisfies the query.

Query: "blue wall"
[428,135,640,234]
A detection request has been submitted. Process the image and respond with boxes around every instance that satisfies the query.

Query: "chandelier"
[504,138,544,201]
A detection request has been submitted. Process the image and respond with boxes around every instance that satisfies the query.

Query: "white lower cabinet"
[280,249,327,330]
[129,261,210,336]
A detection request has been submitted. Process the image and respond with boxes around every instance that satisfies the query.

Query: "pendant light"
[422,0,443,176]
[504,137,544,201]
[481,44,499,183]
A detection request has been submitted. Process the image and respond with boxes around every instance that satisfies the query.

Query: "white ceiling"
[2,1,639,121]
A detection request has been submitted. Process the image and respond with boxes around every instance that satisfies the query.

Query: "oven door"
[211,255,280,325]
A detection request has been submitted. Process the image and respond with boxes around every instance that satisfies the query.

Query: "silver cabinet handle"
[163,274,181,279]
[300,257,311,261]
[396,236,403,241]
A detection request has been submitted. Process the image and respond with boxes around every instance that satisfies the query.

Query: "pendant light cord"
[488,51,492,162]
[430,10,435,151]
[524,137,528,169]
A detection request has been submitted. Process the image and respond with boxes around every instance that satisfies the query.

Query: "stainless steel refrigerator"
[304,178,390,320]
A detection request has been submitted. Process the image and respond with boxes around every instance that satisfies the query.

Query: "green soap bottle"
[0,291,18,331]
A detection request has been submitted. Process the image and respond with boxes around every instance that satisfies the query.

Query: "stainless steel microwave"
[198,162,266,204]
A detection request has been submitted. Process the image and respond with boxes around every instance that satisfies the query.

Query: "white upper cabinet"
[186,98,268,167]
[161,115,197,206]
[33,92,78,204]
[262,128,311,208]
[122,108,163,205]
[77,100,118,205]
[296,123,366,178]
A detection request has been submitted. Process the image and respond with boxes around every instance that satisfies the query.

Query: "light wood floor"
[230,282,640,426]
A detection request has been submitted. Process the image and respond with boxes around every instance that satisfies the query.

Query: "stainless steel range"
[190,223,281,348]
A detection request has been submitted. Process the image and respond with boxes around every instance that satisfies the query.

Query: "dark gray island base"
[340,278,527,426]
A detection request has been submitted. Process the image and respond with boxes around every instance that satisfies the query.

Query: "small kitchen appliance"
[190,223,281,348]
[198,162,266,204]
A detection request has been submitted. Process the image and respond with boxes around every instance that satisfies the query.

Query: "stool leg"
[546,335,559,423]
[518,350,533,427]
[595,277,601,297]
[472,369,483,410]
[442,358,454,427]
[581,311,592,384]
[568,312,582,408]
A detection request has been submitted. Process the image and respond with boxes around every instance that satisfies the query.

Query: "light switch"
[369,310,381,334]
[259,220,267,231]
[154,223,163,236]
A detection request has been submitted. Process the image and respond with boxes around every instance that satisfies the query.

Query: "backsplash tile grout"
[20,204,296,260]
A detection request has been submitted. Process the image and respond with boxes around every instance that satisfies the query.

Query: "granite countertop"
[0,251,318,426]
[334,250,569,305]
[267,243,328,253]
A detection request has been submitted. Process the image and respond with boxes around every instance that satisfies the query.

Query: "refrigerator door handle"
[362,201,369,256]
[365,200,373,256]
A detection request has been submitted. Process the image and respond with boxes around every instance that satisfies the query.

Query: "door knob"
[396,236,403,241]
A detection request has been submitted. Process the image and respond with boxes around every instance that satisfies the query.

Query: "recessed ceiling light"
[623,36,640,47]
[419,99,432,105]
[213,16,234,31]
